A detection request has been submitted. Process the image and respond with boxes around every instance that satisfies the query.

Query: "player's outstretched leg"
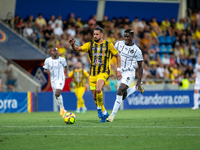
[107,95,122,122]
[123,82,144,100]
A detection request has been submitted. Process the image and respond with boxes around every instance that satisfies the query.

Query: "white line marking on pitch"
[0,133,200,136]
[1,126,200,129]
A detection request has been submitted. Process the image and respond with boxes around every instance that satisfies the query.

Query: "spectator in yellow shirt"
[35,14,47,28]
[175,19,184,35]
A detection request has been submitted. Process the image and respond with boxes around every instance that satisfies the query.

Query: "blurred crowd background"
[4,9,200,89]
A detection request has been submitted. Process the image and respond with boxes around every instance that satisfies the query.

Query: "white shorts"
[51,80,65,93]
[117,71,135,89]
[194,82,200,90]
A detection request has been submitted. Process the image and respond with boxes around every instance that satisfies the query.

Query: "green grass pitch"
[0,108,200,150]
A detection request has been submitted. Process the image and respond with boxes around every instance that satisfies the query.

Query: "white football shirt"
[114,41,143,72]
[194,63,200,84]
[43,56,67,82]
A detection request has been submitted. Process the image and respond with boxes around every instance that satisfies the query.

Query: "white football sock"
[194,93,199,107]
[55,94,64,108]
[102,110,107,115]
[111,95,123,117]
[126,86,136,98]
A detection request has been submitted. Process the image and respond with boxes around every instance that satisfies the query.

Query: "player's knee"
[55,93,60,98]
[96,89,101,94]
[117,87,126,95]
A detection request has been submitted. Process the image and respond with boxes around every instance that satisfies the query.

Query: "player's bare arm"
[69,38,82,52]
[114,52,122,80]
[44,69,50,74]
[64,66,69,79]
[136,61,143,91]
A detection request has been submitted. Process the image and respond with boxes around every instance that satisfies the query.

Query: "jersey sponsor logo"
[126,77,130,82]
[93,53,106,56]
[130,49,134,53]
[94,57,102,66]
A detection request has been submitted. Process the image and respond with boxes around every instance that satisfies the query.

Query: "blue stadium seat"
[166,36,172,44]
[166,44,172,52]
[171,36,176,42]
[158,36,166,45]
[159,44,167,52]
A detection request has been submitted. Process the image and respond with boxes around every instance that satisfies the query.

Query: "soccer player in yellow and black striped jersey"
[68,62,89,113]
[69,27,122,122]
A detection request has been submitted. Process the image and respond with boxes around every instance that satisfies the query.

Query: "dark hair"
[124,29,134,36]
[94,27,103,33]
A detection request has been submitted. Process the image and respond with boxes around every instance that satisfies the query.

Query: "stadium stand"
[1,1,199,91]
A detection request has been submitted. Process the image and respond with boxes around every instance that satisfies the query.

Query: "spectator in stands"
[66,24,76,37]
[160,18,173,37]
[54,23,63,38]
[170,17,176,30]
[75,17,83,28]
[181,43,189,57]
[115,17,124,28]
[88,15,97,26]
[177,54,187,67]
[16,18,25,33]
[10,14,19,28]
[107,30,116,44]
[138,18,146,30]
[58,41,67,58]
[43,24,53,41]
[124,17,131,26]
[131,17,140,35]
[179,74,190,90]
[156,63,166,79]
[55,15,63,28]
[161,53,170,65]
[0,61,18,92]
[142,64,151,84]
[149,64,157,79]
[48,15,56,29]
[150,17,162,36]
[27,15,35,28]
[101,15,110,28]
[35,13,47,28]
[175,19,184,36]
[169,53,176,66]
[193,27,200,44]
[170,63,179,80]
[191,12,198,32]
[174,42,183,58]
[184,63,194,79]
[23,22,35,42]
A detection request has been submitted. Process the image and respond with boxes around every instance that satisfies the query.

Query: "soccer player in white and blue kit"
[192,55,200,110]
[43,47,69,117]
[107,29,144,122]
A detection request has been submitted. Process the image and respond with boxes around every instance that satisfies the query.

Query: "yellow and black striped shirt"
[81,40,118,76]
[68,69,89,88]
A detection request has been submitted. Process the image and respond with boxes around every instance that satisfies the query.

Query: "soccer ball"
[64,112,76,124]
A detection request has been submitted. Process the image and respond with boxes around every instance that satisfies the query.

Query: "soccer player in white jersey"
[192,55,200,110]
[43,47,69,118]
[107,29,144,122]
